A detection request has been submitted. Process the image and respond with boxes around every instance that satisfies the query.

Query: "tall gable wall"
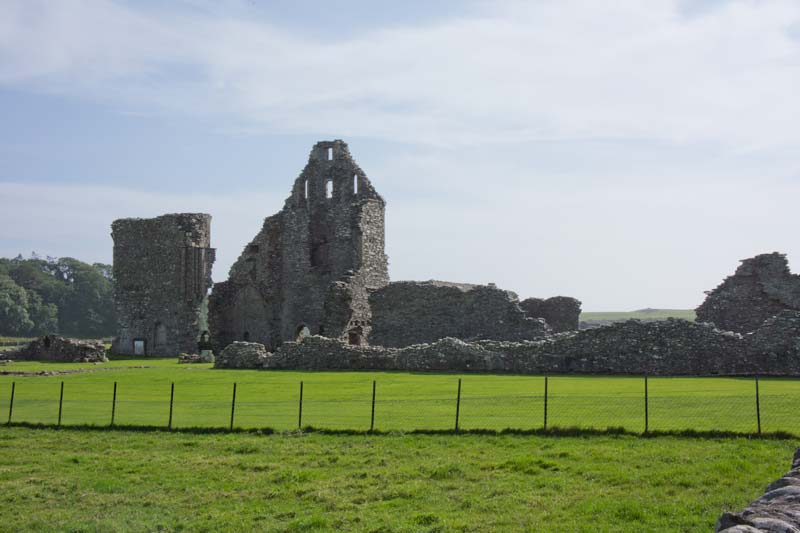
[209,140,389,351]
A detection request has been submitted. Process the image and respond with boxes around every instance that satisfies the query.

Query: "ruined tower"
[696,252,800,333]
[209,140,389,350]
[111,213,215,356]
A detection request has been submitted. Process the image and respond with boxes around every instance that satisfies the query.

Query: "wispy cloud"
[1,0,798,147]
[2,1,799,310]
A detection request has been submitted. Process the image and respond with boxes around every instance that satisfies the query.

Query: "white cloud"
[1,1,799,311]
[0,0,798,148]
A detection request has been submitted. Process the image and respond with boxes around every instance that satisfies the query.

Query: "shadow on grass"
[3,421,796,440]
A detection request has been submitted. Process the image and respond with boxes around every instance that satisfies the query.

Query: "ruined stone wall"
[368,281,549,348]
[112,213,215,357]
[520,296,582,333]
[209,140,389,351]
[218,314,800,376]
[716,448,800,532]
[697,252,800,333]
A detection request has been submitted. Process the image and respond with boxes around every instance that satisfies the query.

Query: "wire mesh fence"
[1,375,798,435]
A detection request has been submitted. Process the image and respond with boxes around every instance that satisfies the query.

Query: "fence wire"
[1,376,797,435]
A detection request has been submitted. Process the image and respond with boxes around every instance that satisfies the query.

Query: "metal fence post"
[370,380,376,432]
[455,378,462,432]
[7,382,15,425]
[544,375,548,431]
[230,382,237,431]
[168,382,175,430]
[57,381,64,427]
[298,381,304,429]
[755,375,761,435]
[644,375,649,434]
[110,382,117,427]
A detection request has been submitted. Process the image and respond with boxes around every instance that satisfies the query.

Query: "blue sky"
[1,0,798,310]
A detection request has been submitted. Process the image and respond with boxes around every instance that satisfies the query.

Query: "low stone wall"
[369,281,549,348]
[214,314,800,376]
[8,336,107,363]
[716,448,800,532]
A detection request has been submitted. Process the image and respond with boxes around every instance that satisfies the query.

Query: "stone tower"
[696,252,800,333]
[209,140,389,350]
[111,213,215,356]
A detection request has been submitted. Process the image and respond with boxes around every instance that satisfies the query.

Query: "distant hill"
[580,309,696,323]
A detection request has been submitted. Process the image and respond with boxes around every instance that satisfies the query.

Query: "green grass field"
[580,309,696,322]
[0,427,796,531]
[1,359,799,435]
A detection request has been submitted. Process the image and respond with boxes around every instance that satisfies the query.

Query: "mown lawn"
[0,427,795,531]
[1,360,799,435]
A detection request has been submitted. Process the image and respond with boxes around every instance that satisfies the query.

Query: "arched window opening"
[348,326,363,346]
[304,179,309,199]
[325,180,332,199]
[243,331,250,342]
[295,324,311,341]
[353,175,358,194]
[327,147,333,160]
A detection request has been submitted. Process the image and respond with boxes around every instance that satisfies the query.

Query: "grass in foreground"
[0,427,795,531]
[1,360,799,434]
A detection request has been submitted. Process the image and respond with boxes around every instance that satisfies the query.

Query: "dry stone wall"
[697,253,800,333]
[216,314,800,376]
[209,140,389,351]
[112,213,215,357]
[716,448,800,532]
[519,296,582,333]
[368,281,549,348]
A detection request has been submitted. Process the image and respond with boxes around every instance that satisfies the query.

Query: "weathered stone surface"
[749,311,800,374]
[178,352,214,364]
[215,342,269,369]
[209,140,389,351]
[369,281,549,348]
[697,253,800,334]
[520,296,582,333]
[111,213,215,357]
[9,336,107,363]
[227,317,800,375]
[716,449,800,532]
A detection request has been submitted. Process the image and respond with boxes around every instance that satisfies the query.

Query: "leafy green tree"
[26,290,59,335]
[0,255,117,338]
[0,274,34,335]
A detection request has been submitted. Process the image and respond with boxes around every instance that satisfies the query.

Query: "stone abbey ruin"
[111,213,215,357]
[110,140,800,376]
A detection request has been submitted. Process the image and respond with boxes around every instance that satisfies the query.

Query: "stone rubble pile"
[177,352,215,364]
[215,342,270,369]
[716,448,800,532]
[7,336,108,363]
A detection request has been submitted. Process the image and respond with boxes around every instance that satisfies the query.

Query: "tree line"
[0,254,116,338]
